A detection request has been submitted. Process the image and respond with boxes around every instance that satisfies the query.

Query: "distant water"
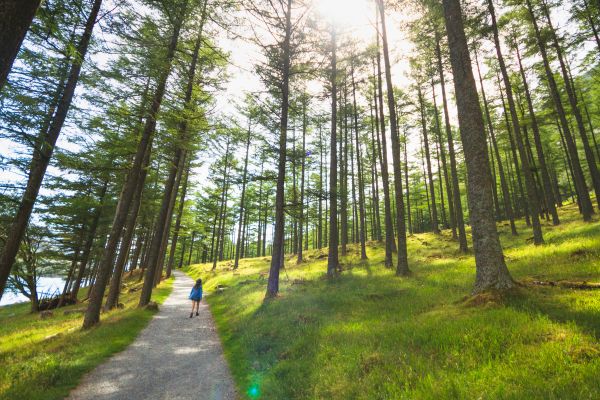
[0,277,65,306]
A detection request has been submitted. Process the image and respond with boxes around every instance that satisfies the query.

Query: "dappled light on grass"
[0,274,173,400]
[185,202,600,399]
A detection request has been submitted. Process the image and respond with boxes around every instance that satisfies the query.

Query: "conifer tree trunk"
[496,74,529,224]
[403,133,412,235]
[515,44,559,225]
[488,0,544,244]
[0,0,103,302]
[71,181,108,300]
[368,105,382,241]
[540,0,600,209]
[266,0,292,297]
[417,86,440,233]
[235,122,252,268]
[442,0,514,292]
[525,0,594,221]
[83,0,187,327]
[434,30,467,251]
[166,163,190,275]
[104,157,147,310]
[377,0,409,275]
[154,153,187,285]
[213,141,232,270]
[340,81,349,256]
[374,25,396,266]
[431,80,453,231]
[0,0,42,90]
[351,61,368,260]
[318,126,324,249]
[474,51,517,235]
[298,99,307,263]
[187,231,195,266]
[327,26,339,278]
[257,162,265,255]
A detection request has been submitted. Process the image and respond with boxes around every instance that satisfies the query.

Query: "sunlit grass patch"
[186,202,600,399]
[0,273,173,400]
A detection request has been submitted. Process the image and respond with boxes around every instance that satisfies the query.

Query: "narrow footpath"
[67,270,237,400]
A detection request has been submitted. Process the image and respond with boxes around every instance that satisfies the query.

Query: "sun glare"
[314,0,373,28]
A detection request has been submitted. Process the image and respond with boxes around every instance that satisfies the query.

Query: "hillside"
[186,203,600,399]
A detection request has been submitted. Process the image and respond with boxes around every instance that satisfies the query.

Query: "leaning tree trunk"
[154,152,187,286]
[83,1,187,328]
[540,0,600,210]
[0,0,42,90]
[488,0,544,245]
[104,161,146,311]
[524,0,594,221]
[0,0,103,302]
[71,181,108,300]
[166,162,190,276]
[474,50,518,235]
[514,44,559,225]
[442,0,514,293]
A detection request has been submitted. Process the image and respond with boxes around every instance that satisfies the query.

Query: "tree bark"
[298,98,307,263]
[266,0,292,297]
[417,86,440,233]
[474,51,518,235]
[434,30,467,251]
[514,44,559,225]
[375,17,396,266]
[525,0,594,221]
[488,0,544,244]
[540,0,600,210]
[235,121,252,268]
[377,0,409,276]
[442,0,514,292]
[351,59,368,260]
[327,26,339,278]
[0,0,42,90]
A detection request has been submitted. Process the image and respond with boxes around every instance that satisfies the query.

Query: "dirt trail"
[67,270,236,400]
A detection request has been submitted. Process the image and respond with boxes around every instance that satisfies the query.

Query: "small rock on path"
[67,270,237,400]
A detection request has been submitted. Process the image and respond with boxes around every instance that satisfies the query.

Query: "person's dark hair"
[194,279,202,289]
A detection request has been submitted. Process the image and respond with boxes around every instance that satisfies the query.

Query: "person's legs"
[194,300,200,316]
[189,301,195,318]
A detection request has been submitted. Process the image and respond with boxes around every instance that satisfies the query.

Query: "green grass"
[0,271,173,400]
[185,203,600,399]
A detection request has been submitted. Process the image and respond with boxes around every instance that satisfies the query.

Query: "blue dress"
[189,286,203,301]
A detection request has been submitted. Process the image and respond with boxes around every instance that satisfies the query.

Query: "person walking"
[188,278,203,318]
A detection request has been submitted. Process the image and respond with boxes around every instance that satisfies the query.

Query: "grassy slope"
[0,271,173,400]
[185,203,600,400]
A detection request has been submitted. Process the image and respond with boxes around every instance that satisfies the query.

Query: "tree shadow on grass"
[504,287,600,340]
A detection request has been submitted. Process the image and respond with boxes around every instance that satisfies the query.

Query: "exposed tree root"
[527,280,600,290]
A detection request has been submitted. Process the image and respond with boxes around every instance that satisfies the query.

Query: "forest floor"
[0,270,173,400]
[185,202,600,400]
[66,270,236,400]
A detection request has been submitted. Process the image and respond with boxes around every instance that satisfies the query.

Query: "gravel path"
[67,270,237,400]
